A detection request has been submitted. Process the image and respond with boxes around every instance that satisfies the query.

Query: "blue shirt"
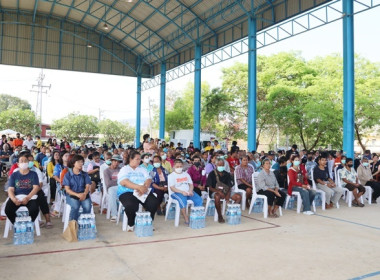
[9,170,39,196]
[36,153,46,166]
[63,169,92,193]
[53,163,66,177]
[140,163,154,173]
[117,165,150,197]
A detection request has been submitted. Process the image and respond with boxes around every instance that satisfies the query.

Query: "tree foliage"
[0,94,31,111]
[51,113,99,144]
[0,108,40,135]
[99,119,134,144]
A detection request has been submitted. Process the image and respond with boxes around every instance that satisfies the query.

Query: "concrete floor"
[1,181,380,280]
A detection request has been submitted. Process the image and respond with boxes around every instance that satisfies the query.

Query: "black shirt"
[313,166,330,183]
[206,170,233,189]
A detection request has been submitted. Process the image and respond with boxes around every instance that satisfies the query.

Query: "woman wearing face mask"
[5,154,40,224]
[187,155,206,197]
[357,158,380,203]
[251,154,262,171]
[205,154,217,175]
[103,155,122,221]
[48,151,61,201]
[159,151,172,173]
[340,158,365,207]
[168,159,203,225]
[336,155,347,172]
[140,153,154,172]
[150,155,169,215]
[288,155,316,215]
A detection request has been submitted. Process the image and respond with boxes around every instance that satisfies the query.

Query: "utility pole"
[98,108,104,121]
[30,69,51,131]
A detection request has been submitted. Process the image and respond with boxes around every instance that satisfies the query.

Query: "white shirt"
[23,139,35,150]
[168,172,193,193]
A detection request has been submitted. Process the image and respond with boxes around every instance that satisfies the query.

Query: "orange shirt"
[13,138,23,147]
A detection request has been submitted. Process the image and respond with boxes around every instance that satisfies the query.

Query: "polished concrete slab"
[1,188,380,280]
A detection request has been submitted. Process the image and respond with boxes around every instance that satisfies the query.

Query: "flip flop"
[184,221,190,225]
[45,222,53,229]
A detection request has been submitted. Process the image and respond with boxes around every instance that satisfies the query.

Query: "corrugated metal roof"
[0,0,333,77]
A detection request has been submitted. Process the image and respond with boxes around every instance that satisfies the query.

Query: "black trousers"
[119,192,159,227]
[5,198,39,224]
[258,189,286,206]
[366,181,380,200]
[37,189,50,215]
[50,177,57,200]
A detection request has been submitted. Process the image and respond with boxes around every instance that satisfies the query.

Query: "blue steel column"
[247,16,257,151]
[343,0,355,157]
[159,62,166,139]
[193,44,202,149]
[135,75,142,148]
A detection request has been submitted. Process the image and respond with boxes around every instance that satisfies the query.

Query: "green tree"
[0,108,40,135]
[99,119,134,144]
[0,94,32,111]
[52,113,99,144]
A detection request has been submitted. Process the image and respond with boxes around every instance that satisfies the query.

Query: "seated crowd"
[1,133,380,236]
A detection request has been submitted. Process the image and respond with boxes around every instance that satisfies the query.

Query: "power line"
[30,69,51,130]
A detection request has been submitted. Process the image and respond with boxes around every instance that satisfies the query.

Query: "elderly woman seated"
[257,159,286,218]
[168,159,203,225]
[234,155,254,207]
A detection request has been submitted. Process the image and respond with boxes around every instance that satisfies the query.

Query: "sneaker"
[110,216,117,222]
[127,226,134,232]
[303,211,315,215]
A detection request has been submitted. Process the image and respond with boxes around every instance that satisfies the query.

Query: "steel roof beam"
[33,0,39,23]
[93,0,118,30]
[79,0,96,25]
[65,0,76,20]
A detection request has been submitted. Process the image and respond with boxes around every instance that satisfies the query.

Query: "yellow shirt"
[36,140,42,149]
[47,161,55,178]
[204,146,212,152]
[33,160,40,169]
[214,144,221,151]
[162,160,172,173]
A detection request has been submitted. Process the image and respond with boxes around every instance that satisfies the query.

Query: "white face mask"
[161,154,167,160]
[19,163,29,170]
[144,158,150,164]
[175,168,183,174]
[46,153,51,157]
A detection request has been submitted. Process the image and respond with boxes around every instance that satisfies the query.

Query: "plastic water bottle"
[146,213,153,236]
[90,215,96,239]
[236,205,241,224]
[231,207,236,225]
[78,216,84,241]
[20,219,27,245]
[26,218,34,244]
[226,206,231,225]
[135,213,143,237]
[13,219,21,245]
[84,215,90,240]
[190,208,196,229]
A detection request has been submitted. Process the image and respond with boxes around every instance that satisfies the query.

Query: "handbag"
[62,220,78,242]
[214,170,231,195]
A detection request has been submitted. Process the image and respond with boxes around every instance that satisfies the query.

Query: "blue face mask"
[217,166,225,172]
[293,161,300,167]
[341,160,346,165]
[256,161,261,167]
[163,148,168,153]
[363,162,369,167]
[106,160,111,165]
[28,161,34,169]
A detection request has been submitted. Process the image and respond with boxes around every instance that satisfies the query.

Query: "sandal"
[45,222,53,229]
[39,221,46,227]
[352,201,359,207]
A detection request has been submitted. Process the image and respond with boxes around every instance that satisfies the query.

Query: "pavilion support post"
[135,74,142,148]
[247,16,257,152]
[343,0,355,157]
[193,44,202,149]
[159,62,166,139]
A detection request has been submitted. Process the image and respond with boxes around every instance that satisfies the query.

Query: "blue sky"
[0,5,379,131]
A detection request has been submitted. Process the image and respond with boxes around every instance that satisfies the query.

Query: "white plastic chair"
[63,203,94,232]
[204,188,227,222]
[233,169,247,210]
[3,194,41,238]
[358,179,373,205]
[100,178,110,219]
[310,168,327,210]
[165,186,194,227]
[336,169,364,207]
[248,172,282,218]
[285,174,316,213]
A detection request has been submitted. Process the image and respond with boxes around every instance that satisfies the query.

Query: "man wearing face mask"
[5,154,40,224]
[206,159,242,223]
[175,152,190,171]
[357,158,380,203]
[168,159,203,225]
[103,155,122,221]
[100,152,113,183]
[187,156,207,197]
[340,158,365,207]
[305,152,317,179]
[10,146,22,165]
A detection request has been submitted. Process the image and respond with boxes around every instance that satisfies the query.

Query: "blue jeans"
[171,192,203,209]
[67,195,92,221]
[292,187,316,212]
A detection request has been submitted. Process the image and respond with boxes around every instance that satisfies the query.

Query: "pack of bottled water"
[13,216,34,245]
[287,196,296,209]
[167,203,176,220]
[252,198,264,213]
[135,212,153,237]
[206,201,215,216]
[314,192,322,207]
[77,214,97,241]
[226,204,241,225]
[189,207,206,229]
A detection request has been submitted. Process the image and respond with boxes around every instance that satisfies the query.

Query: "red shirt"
[227,157,240,172]
[13,138,23,147]
[287,167,308,195]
